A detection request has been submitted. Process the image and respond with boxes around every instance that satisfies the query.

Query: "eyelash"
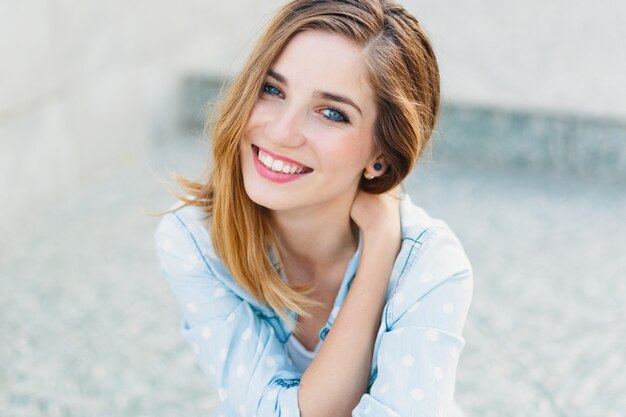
[261,82,351,124]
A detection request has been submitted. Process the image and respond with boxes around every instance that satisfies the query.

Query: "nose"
[263,105,306,148]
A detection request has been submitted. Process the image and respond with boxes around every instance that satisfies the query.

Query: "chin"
[242,177,292,212]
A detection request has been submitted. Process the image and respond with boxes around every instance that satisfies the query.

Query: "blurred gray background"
[1,1,625,416]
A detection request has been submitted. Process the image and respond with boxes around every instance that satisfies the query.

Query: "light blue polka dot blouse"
[155,194,473,417]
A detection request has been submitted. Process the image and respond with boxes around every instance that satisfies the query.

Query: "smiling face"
[240,30,382,214]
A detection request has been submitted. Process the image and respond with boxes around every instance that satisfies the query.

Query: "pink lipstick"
[252,145,312,184]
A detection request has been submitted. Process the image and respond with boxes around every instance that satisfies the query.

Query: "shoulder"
[383,195,473,329]
[154,201,215,260]
[155,201,210,238]
[398,195,472,277]
[154,201,273,313]
[154,201,222,281]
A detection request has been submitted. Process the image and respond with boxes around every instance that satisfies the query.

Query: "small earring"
[363,171,375,180]
[374,162,382,171]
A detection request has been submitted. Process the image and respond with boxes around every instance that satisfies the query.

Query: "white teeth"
[257,147,309,174]
[271,159,283,171]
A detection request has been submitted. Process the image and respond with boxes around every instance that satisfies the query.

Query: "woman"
[155,0,473,416]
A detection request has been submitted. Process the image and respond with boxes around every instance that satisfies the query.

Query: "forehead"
[271,30,374,107]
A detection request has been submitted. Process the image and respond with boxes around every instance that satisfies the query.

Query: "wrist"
[361,229,401,259]
[361,222,400,243]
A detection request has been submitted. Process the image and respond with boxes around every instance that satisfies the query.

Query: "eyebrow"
[267,69,287,85]
[267,69,363,116]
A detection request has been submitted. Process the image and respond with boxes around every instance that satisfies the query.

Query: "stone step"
[432,104,626,184]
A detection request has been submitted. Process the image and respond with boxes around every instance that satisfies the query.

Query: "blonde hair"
[175,0,440,330]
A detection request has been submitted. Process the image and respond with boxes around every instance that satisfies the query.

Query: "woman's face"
[240,30,379,214]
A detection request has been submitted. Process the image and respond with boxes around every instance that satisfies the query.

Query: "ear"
[363,154,388,179]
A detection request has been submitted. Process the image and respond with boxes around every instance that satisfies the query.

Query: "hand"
[350,185,402,243]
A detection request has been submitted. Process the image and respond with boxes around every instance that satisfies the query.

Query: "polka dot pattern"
[218,388,228,402]
[426,329,439,342]
[402,355,416,367]
[450,347,459,358]
[267,389,278,402]
[202,326,212,340]
[410,388,424,401]
[242,327,253,340]
[266,356,276,367]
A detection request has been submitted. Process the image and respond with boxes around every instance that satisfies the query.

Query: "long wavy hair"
[175,0,440,330]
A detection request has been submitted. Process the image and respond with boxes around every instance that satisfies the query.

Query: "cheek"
[242,103,267,145]
[240,106,261,144]
[246,100,275,128]
[327,134,373,167]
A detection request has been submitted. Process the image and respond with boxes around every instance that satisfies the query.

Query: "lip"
[251,145,313,183]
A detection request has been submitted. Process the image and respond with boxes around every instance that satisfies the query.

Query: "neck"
[270,199,359,284]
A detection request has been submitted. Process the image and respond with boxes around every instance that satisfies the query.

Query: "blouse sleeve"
[352,227,474,417]
[155,211,302,417]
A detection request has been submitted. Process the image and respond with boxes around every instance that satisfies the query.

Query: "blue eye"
[262,83,282,97]
[321,108,350,124]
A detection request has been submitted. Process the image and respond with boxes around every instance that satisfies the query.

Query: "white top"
[285,334,322,373]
